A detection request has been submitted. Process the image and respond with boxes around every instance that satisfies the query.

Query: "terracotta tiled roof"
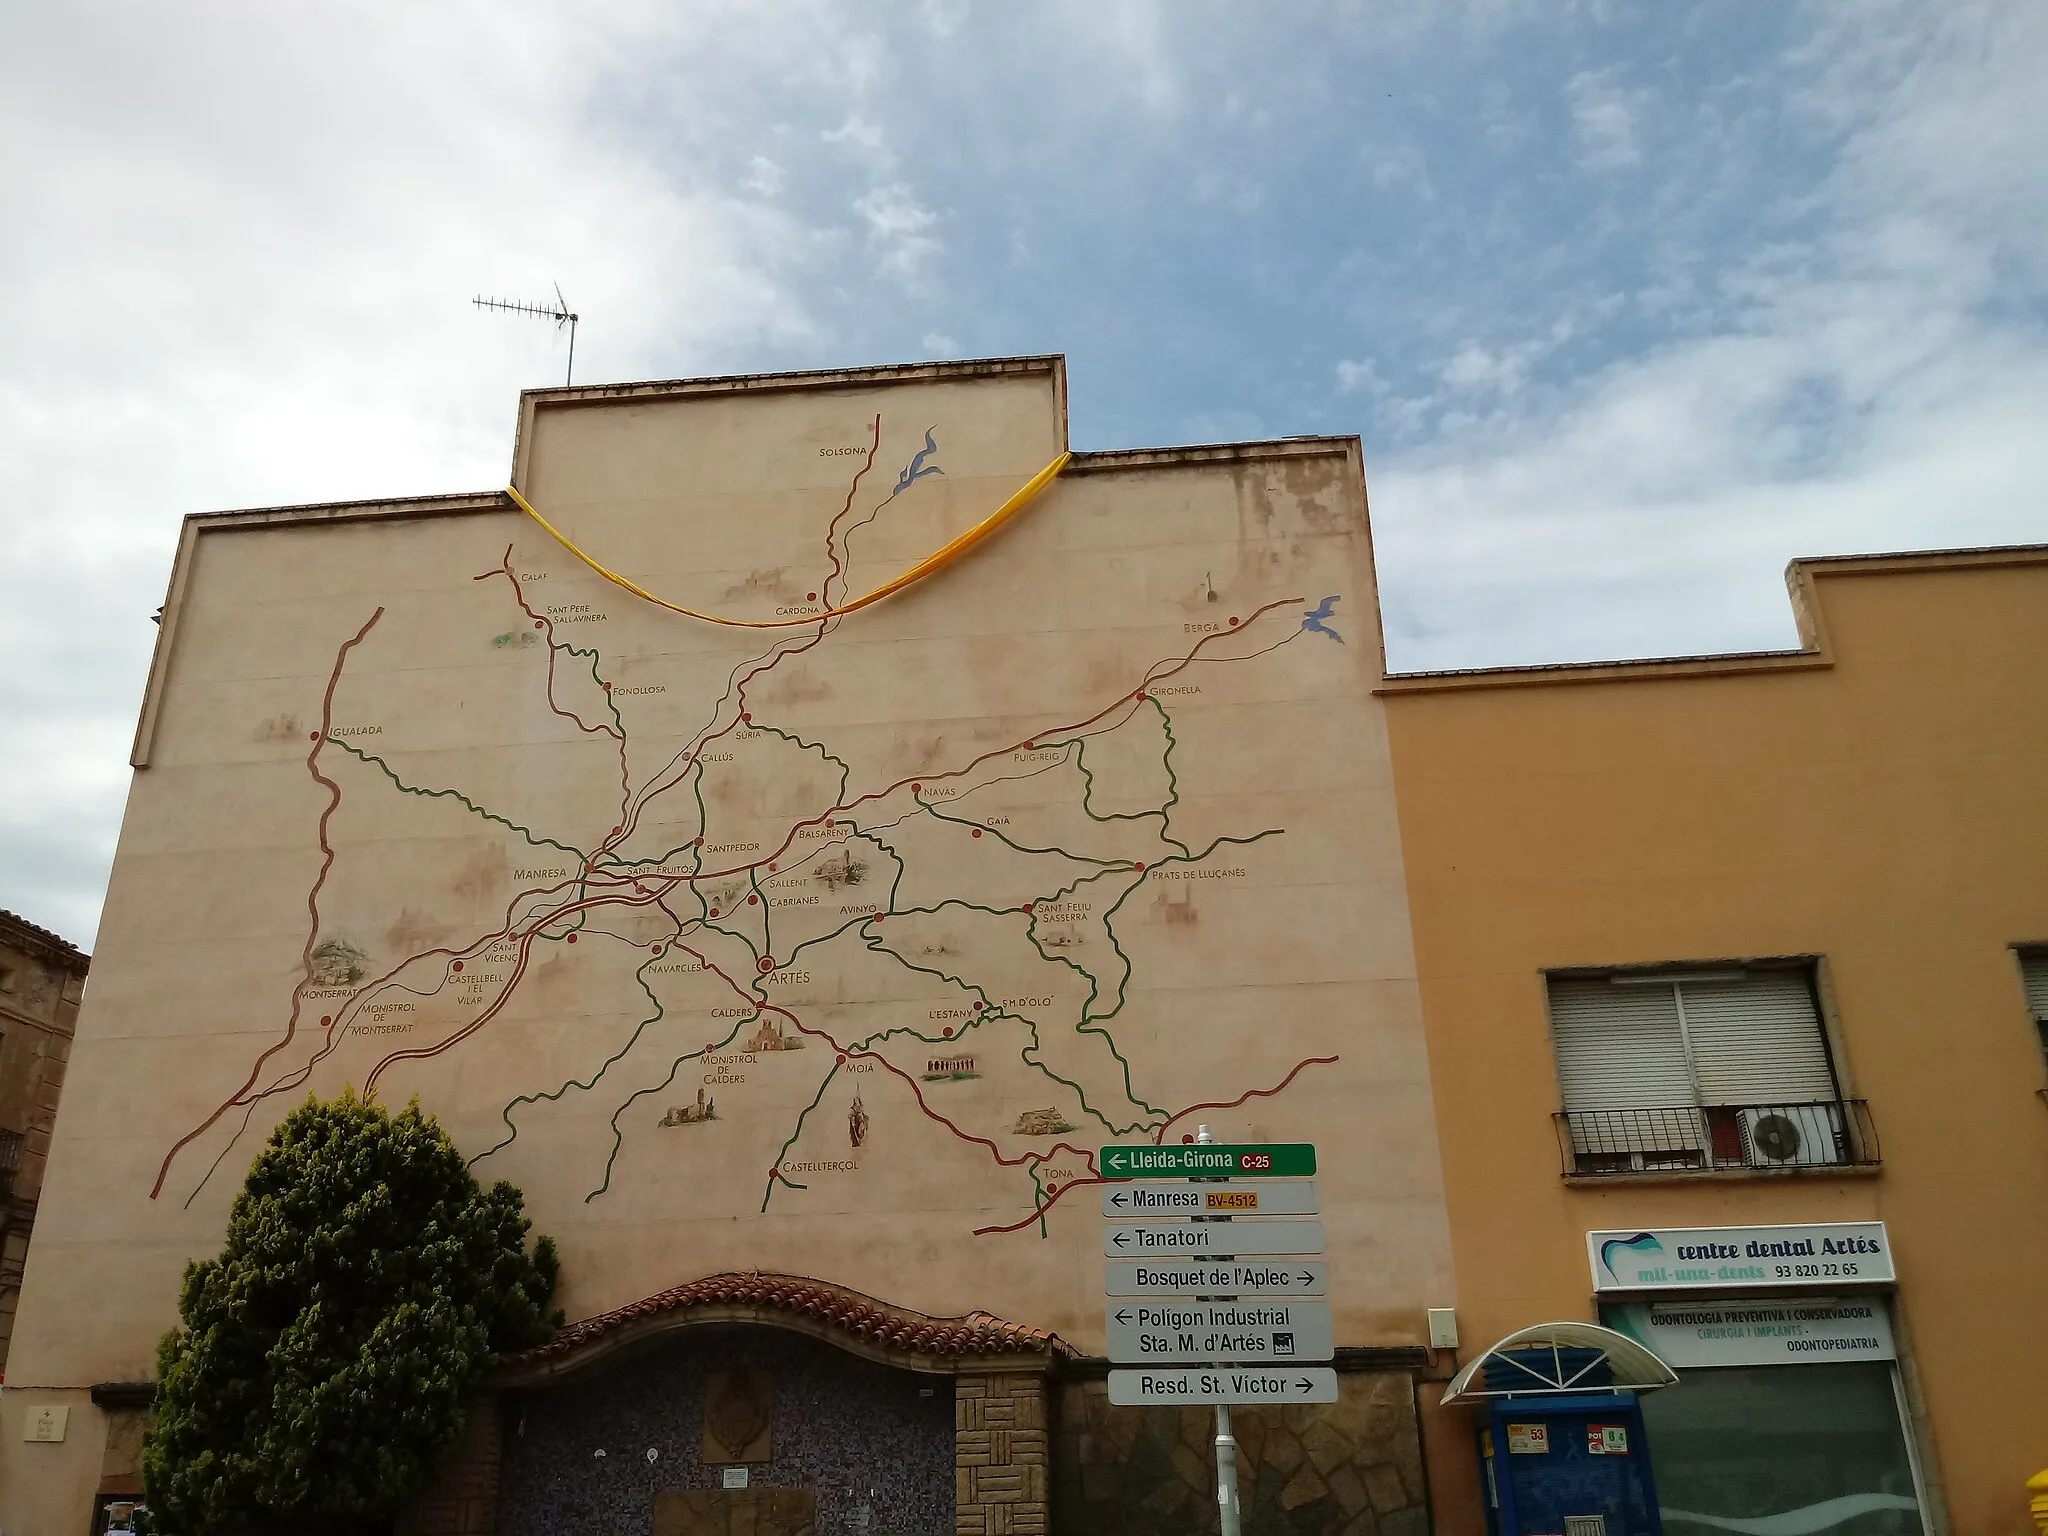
[509,1271,1072,1363]
[0,909,89,968]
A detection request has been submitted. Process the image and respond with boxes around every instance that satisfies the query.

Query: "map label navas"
[1102,1180,1318,1217]
[1108,1368,1339,1406]
[1103,1220,1324,1259]
[1106,1300,1334,1363]
[1105,1261,1329,1297]
[1100,1144,1315,1179]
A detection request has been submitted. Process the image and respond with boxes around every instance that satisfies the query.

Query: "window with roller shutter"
[1546,963,1861,1175]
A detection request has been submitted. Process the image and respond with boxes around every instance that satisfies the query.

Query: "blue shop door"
[1480,1395,1663,1536]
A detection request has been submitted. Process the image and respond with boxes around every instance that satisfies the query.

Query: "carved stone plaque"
[654,1488,815,1536]
[701,1369,775,1463]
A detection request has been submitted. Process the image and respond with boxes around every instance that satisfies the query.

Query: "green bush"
[143,1091,560,1533]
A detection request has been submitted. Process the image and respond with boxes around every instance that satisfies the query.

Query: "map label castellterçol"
[1099,1144,1316,1179]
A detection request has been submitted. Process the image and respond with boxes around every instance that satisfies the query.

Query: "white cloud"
[1566,67,1643,170]
[853,184,943,278]
[922,332,961,356]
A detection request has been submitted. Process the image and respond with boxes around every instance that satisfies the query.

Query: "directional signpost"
[1099,1143,1316,1179]
[1106,1261,1327,1297]
[1106,1299,1335,1363]
[1099,1132,1329,1536]
[1109,1368,1340,1406]
[1104,1219,1325,1258]
[1102,1180,1319,1216]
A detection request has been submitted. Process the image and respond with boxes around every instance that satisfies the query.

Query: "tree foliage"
[144,1091,561,1532]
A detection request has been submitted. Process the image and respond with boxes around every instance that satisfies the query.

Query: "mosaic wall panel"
[1050,1371,1428,1536]
[498,1327,954,1536]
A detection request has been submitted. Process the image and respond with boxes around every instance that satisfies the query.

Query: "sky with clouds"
[3,0,2044,946]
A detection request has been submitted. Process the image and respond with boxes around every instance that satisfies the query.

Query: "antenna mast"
[473,285,579,385]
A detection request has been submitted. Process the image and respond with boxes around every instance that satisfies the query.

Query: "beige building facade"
[2,358,1455,1535]
[1382,547,2048,1536]
[0,910,87,1375]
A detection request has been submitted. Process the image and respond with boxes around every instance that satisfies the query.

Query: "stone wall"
[955,1371,1049,1536]
[1050,1370,1428,1536]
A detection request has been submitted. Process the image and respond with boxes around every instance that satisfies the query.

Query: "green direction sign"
[1099,1144,1316,1179]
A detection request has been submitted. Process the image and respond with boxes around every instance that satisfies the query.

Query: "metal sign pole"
[1196,1124,1243,1536]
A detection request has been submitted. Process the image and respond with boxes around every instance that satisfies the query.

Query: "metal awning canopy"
[1441,1321,1677,1406]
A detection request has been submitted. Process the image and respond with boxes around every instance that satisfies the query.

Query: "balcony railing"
[1553,1099,1878,1178]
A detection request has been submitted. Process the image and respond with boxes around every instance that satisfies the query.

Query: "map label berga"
[1107,1368,1340,1406]
[1099,1144,1316,1179]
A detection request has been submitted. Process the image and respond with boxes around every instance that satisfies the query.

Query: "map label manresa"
[1099,1144,1315,1179]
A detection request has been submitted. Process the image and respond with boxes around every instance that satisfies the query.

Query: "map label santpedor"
[1107,1368,1340,1406]
[1102,1180,1319,1217]
[1100,1144,1316,1179]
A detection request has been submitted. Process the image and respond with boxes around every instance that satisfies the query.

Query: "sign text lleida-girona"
[1099,1144,1316,1179]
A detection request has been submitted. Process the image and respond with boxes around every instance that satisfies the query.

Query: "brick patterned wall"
[1051,1370,1428,1536]
[400,1394,503,1536]
[955,1370,1049,1536]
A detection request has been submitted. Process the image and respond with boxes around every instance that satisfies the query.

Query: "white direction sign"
[1104,1219,1324,1259]
[1106,1260,1328,1297]
[1107,1300,1334,1363]
[1108,1367,1339,1406]
[1102,1181,1318,1218]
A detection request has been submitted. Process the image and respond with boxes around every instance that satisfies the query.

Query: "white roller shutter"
[1548,979,1698,1153]
[2023,954,2048,1021]
[1679,971,1837,1105]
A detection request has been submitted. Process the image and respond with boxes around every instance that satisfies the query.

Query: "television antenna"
[473,284,579,385]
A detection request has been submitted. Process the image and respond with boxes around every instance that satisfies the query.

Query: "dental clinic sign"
[1589,1221,1894,1294]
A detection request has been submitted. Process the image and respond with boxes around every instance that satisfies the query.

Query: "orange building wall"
[1381,550,2048,1536]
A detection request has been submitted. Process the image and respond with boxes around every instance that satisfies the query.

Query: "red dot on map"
[942,1027,954,1038]
[971,828,983,838]
[748,894,759,906]
[566,933,578,944]
[769,862,778,872]
[836,1053,846,1064]
[652,946,663,956]
[709,908,720,918]
[695,837,704,847]
[1182,1134,1195,1144]
[1229,616,1239,626]
[451,961,463,973]
[308,731,320,741]
[1023,903,1035,915]
[871,914,883,923]
[1135,690,1146,700]
[602,681,612,690]
[807,592,818,602]
[759,957,775,973]
[320,1016,332,1027]
[741,712,751,723]
[911,782,921,794]
[534,620,544,629]
[1134,863,1147,873]
[1045,1183,1058,1196]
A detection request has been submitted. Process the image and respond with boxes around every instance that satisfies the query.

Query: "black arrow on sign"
[1113,1230,1130,1248]
[1297,1379,1313,1392]
[1297,1272,1313,1286]
[1111,1192,1128,1208]
[1115,1309,1131,1325]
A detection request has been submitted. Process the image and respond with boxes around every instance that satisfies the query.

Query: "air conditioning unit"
[1738,1104,1844,1168]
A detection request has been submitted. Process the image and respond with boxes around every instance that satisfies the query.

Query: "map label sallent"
[1100,1144,1315,1179]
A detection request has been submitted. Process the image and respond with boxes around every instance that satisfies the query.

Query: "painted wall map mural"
[36,361,1451,1355]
